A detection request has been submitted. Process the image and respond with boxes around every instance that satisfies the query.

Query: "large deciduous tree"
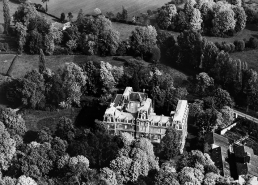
[16,175,37,185]
[99,61,116,95]
[157,4,177,30]
[0,108,27,146]
[57,62,87,108]
[194,72,214,96]
[3,0,11,34]
[157,127,182,160]
[232,6,246,33]
[110,137,159,184]
[130,25,157,59]
[0,121,16,171]
[213,88,234,109]
[211,1,236,36]
[177,30,204,70]
[13,2,39,26]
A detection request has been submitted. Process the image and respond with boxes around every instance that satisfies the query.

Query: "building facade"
[103,87,189,153]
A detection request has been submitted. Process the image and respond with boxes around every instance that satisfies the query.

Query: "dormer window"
[108,117,111,122]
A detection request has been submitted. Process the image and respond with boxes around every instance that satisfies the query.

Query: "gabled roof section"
[173,100,187,122]
[129,92,147,102]
[149,115,172,124]
[111,94,123,107]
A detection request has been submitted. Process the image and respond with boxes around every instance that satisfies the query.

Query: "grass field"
[112,22,138,40]
[30,0,170,19]
[23,108,80,131]
[163,24,258,43]
[0,54,135,78]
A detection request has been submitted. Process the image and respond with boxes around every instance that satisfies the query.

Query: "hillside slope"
[30,0,171,18]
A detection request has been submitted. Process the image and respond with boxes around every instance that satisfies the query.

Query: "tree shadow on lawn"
[23,130,38,143]
[246,24,258,31]
[9,0,20,4]
[251,34,258,39]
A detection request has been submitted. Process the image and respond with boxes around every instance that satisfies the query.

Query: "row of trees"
[157,29,258,112]
[12,2,160,61]
[157,0,247,37]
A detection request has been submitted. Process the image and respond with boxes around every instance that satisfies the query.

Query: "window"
[108,117,111,122]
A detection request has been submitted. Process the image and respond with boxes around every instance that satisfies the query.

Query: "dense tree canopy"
[156,127,182,160]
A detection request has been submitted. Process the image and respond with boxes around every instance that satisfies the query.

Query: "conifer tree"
[77,9,84,23]
[3,0,11,34]
[42,0,49,12]
[121,6,128,21]
[132,71,140,92]
[39,49,46,74]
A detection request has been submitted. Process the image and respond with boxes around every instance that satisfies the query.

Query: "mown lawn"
[22,108,81,131]
[30,0,171,19]
[162,24,258,44]
[112,22,138,40]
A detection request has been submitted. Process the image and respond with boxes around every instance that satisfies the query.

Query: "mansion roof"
[104,87,188,125]
[148,114,172,125]
[173,100,188,122]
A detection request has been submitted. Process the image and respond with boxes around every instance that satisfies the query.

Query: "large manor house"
[103,87,189,153]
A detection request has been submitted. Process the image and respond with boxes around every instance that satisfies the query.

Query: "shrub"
[149,46,161,63]
[116,41,128,56]
[243,38,249,47]
[229,43,235,52]
[60,13,65,22]
[244,7,256,23]
[214,42,222,50]
[0,43,5,51]
[53,46,68,55]
[248,37,258,49]
[0,25,4,34]
[4,43,9,52]
[234,40,245,51]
